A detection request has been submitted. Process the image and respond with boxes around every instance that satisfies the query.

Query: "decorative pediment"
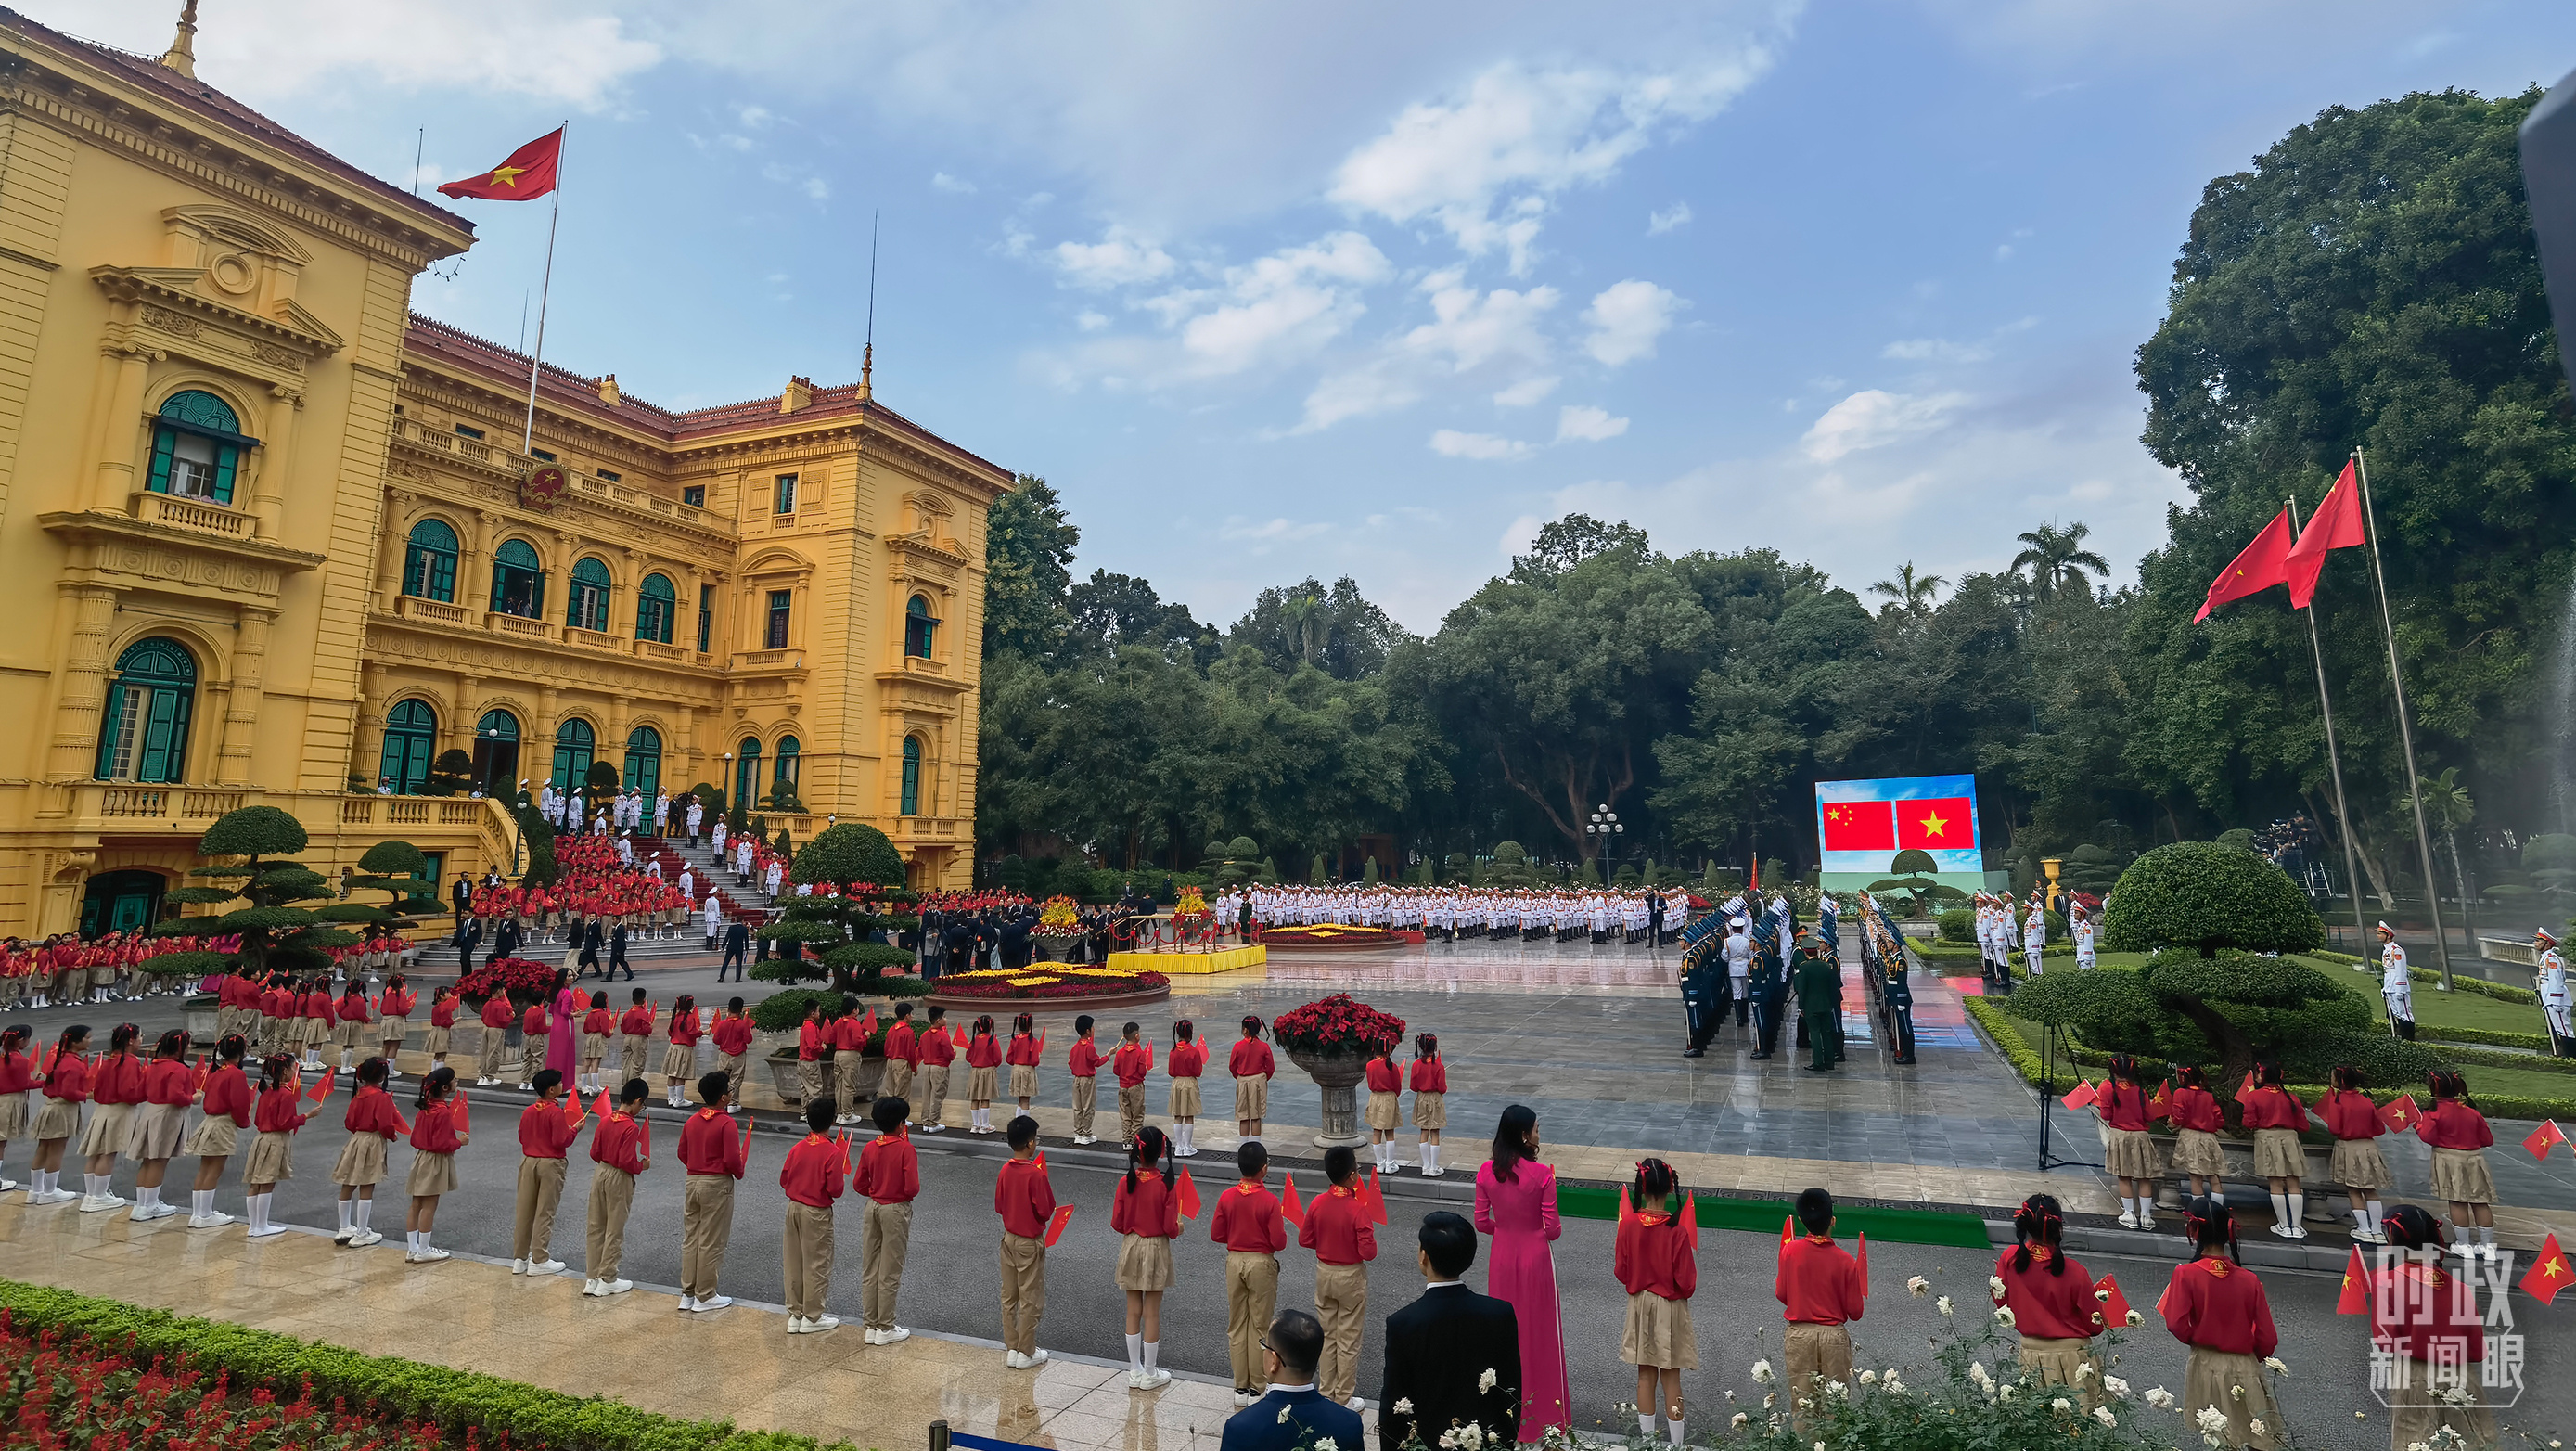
[92,264,346,366]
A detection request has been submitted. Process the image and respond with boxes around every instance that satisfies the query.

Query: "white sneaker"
[0,1178,17,1192]
[1024,1349,1048,1367]
[29,1188,77,1206]
[679,1296,699,1312]
[1005,1350,1028,1368]
[414,1247,451,1263]
[795,1314,837,1333]
[530,1258,566,1275]
[864,1328,883,1344]
[512,1258,530,1275]
[245,1223,287,1239]
[1128,1369,1148,1389]
[1346,1396,1365,1412]
[583,1279,607,1297]
[604,1278,633,1294]
[877,1325,906,1344]
[350,1229,383,1248]
[1135,1368,1170,1391]
[1233,1391,1259,1407]
[2268,1223,2296,1238]
[2116,1212,2138,1229]
[697,1295,733,1311]
[187,1213,233,1230]
[79,1195,124,1213]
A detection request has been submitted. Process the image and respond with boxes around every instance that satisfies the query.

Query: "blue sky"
[58,0,2576,630]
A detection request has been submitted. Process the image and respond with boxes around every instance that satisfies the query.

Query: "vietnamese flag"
[1176,1167,1201,1222]
[1363,1168,1389,1226]
[2285,459,2365,609]
[2379,1094,2421,1134]
[1042,1202,1075,1248]
[1280,1173,1305,1229]
[2522,1120,2567,1161]
[1680,1191,1698,1249]
[437,129,562,202]
[1619,1184,1635,1224]
[1894,798,1975,852]
[1820,800,1896,854]
[2335,1248,2371,1315]
[2095,1273,2135,1328]
[2520,1232,2573,1307]
[2194,507,2295,623]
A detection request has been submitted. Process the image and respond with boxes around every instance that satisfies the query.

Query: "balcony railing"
[487,611,554,642]
[565,627,622,651]
[394,595,469,624]
[130,490,255,540]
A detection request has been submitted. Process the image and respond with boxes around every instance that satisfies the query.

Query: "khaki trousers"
[1071,1077,1098,1138]
[478,1029,506,1079]
[798,1057,824,1107]
[511,1156,566,1263]
[681,1175,735,1300]
[884,1060,915,1108]
[861,1199,911,1329]
[2388,1356,2496,1451]
[717,1052,746,1104]
[1314,1261,1368,1404]
[585,1164,636,1281]
[1785,1323,1852,1434]
[998,1232,1045,1355]
[783,1201,836,1320]
[1224,1251,1280,1391]
[621,1034,649,1081]
[835,1050,864,1118]
[920,1064,950,1126]
[1118,1085,1145,1144]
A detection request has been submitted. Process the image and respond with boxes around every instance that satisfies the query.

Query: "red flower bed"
[932,969,1169,1000]
[1271,993,1405,1056]
[455,957,557,1008]
[0,1318,447,1451]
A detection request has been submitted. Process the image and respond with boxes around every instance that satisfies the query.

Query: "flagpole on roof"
[520,121,567,455]
[2288,492,2370,954]
[2352,447,2454,990]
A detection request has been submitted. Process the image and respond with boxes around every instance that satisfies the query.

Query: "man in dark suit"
[1379,1212,1519,1451]
[999,912,1033,971]
[450,872,475,928]
[1220,1310,1363,1451]
[606,921,631,982]
[719,918,750,982]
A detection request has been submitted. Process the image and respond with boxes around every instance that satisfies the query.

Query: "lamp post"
[1585,805,1624,880]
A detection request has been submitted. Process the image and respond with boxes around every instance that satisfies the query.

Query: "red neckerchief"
[2029,1247,2055,1263]
[2197,1258,2234,1279]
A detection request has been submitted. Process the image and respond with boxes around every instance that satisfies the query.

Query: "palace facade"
[0,6,1001,937]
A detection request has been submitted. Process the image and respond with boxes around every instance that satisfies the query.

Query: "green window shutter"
[95,686,128,778]
[137,686,190,783]
[211,443,238,504]
[144,430,176,495]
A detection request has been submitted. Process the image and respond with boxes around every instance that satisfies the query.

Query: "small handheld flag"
[453,1086,470,1129]
[1043,1202,1075,1248]
[1619,1184,1634,1224]
[2060,1080,2097,1111]
[1281,1173,1305,1228]
[1680,1190,1698,1249]
[2335,1247,2371,1315]
[1176,1167,1201,1221]
[2095,1273,2135,1328]
[1855,1230,1869,1297]
[2520,1232,2572,1307]
[563,1089,584,1125]
[1780,1214,1795,1248]
[594,1089,615,1122]
[305,1066,337,1106]
[2523,1120,2567,1161]
[2234,1071,2256,1105]
[1363,1168,1388,1226]
[2380,1094,2421,1134]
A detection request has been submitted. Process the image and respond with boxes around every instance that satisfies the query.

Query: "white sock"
[2365,1199,2384,1235]
[418,1228,433,1252]
[1638,1413,1656,1436]
[87,1174,106,1200]
[2480,1226,2497,1247]
[1428,1145,1440,1173]
[336,1199,352,1234]
[1144,1340,1160,1373]
[1667,1418,1684,1446]
[2134,1195,2154,1221]
[193,1190,211,1216]
[248,1193,268,1233]
[137,1186,158,1211]
[2286,1192,2303,1226]
[354,1198,373,1231]
[2352,1208,2371,1234]
[1125,1332,1143,1371]
[405,1230,420,1252]
[2269,1192,2289,1226]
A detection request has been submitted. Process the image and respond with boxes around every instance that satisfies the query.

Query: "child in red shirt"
[1617,1158,1697,1447]
[518,997,550,1091]
[1110,1022,1155,1149]
[2162,1200,2278,1449]
[856,1094,920,1342]
[1229,1016,1273,1147]
[513,1067,579,1275]
[2419,1070,2498,1256]
[1410,1033,1448,1176]
[916,1005,955,1133]
[1112,1124,1183,1389]
[1067,1014,1106,1145]
[1365,1039,1403,1175]
[882,1002,920,1111]
[1167,1020,1206,1157]
[404,1065,469,1263]
[2165,1066,2226,1203]
[711,996,755,1110]
[780,1097,845,1333]
[2239,1059,2313,1240]
[2093,1054,2166,1230]
[1210,1140,1286,1403]
[2320,1064,2390,1244]
[677,1070,748,1311]
[964,1015,1003,1135]
[427,987,457,1071]
[185,1032,253,1226]
[664,994,703,1109]
[242,1052,307,1238]
[378,974,415,1079]
[583,1078,650,1297]
[578,992,614,1095]
[1301,1144,1378,1408]
[1004,1012,1045,1119]
[619,988,655,1085]
[474,993,513,1085]
[1992,1193,2101,1394]
[1774,1187,1864,1436]
[335,984,372,1074]
[2372,1206,2497,1446]
[995,1112,1055,1367]
[333,1057,405,1247]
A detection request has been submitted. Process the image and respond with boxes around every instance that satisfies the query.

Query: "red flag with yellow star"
[438,129,562,201]
[1894,798,1975,852]
[2335,1246,2371,1314]
[2522,1232,2572,1306]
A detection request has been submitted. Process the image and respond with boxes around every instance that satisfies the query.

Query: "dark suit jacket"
[1222,1387,1363,1451]
[723,921,750,955]
[1379,1284,1519,1451]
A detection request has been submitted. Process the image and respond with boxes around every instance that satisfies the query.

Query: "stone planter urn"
[184,994,220,1047]
[1285,1047,1371,1150]
[2147,1134,2341,1220]
[1033,935,1075,963]
[763,1046,885,1106]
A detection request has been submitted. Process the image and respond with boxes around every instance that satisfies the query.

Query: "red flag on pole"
[1618,1184,1634,1223]
[2235,1071,2257,1106]
[563,1089,584,1126]
[1042,1202,1075,1247]
[2521,1232,2573,1306]
[2523,1120,2567,1161]
[1280,1173,1305,1228]
[1363,1168,1388,1226]
[2060,1080,2097,1111]
[305,1066,337,1106]
[2285,460,2365,608]
[437,129,563,202]
[593,1088,615,1122]
[1176,1167,1201,1222]
[1780,1214,1795,1248]
[2095,1273,2135,1328]
[2335,1247,2372,1314]
[453,1085,469,1130]
[1680,1190,1698,1249]
[2195,507,2296,622]
[1855,1231,1869,1297]
[2380,1094,2421,1134]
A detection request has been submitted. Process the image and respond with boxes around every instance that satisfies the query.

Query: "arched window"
[622,725,663,795]
[491,538,545,619]
[403,519,459,602]
[378,699,438,793]
[900,735,922,817]
[567,557,613,634]
[771,736,801,803]
[145,390,254,505]
[551,718,596,791]
[635,572,676,645]
[735,738,762,814]
[472,709,519,796]
[904,594,938,659]
[95,637,197,783]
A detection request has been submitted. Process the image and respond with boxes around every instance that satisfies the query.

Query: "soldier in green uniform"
[1794,936,1842,1072]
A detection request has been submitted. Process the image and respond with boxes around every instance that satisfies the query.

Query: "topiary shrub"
[1936,907,1973,943]
[2099,841,2324,957]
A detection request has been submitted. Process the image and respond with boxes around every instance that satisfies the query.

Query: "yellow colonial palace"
[0,6,1001,937]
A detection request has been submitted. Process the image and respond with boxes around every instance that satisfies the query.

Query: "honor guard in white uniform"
[2537,927,2571,1054]
[2022,899,2046,979]
[2377,921,2416,1041]
[2071,904,2096,970]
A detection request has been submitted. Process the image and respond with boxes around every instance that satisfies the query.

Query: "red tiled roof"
[401,313,1012,481]
[1,6,473,244]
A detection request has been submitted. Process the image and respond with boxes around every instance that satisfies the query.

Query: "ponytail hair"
[108,1022,140,1056]
[1174,1019,1195,1044]
[1632,1157,1680,1225]
[258,1054,296,1094]
[216,1033,249,1063]
[2177,1065,2208,1091]
[1127,1124,1174,1190]
[2428,1070,2476,1109]
[2331,1064,2365,1094]
[153,1027,187,1059]
[1415,1032,1438,1060]
[2253,1058,2285,1090]
[2011,1193,2068,1276]
[2382,1203,2445,1251]
[354,1056,389,1088]
[673,994,695,1021]
[2182,1195,2238,1264]
[2103,1054,2140,1113]
[1014,1012,1034,1036]
[49,1025,90,1071]
[1241,1015,1264,1039]
[973,1015,994,1038]
[417,1064,455,1111]
[0,1024,31,1058]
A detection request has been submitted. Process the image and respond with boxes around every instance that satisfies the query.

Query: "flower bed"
[1032,894,1083,938]
[1273,993,1406,1056]
[931,966,1171,1001]
[1258,922,1404,949]
[454,957,557,1008]
[0,1281,829,1451]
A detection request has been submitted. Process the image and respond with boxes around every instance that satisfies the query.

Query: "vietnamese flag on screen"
[1820,800,1896,853]
[1895,798,1977,852]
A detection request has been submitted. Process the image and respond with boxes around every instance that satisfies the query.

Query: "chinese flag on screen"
[1820,801,1896,853]
[1894,798,1976,851]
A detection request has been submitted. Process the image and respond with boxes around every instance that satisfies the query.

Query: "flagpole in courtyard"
[521,122,567,455]
[2288,492,2372,953]
[2352,447,2454,989]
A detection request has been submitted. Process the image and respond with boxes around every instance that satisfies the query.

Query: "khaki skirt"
[32,1097,80,1141]
[1619,1290,1698,1369]
[2170,1128,2226,1176]
[0,1090,28,1141]
[2104,1126,2163,1178]
[1115,1232,1174,1291]
[406,1149,459,1197]
[2250,1127,2304,1179]
[2429,1147,2495,1204]
[337,1020,371,1049]
[183,1114,240,1158]
[968,1065,999,1102]
[124,1101,186,1161]
[1411,1091,1446,1130]
[2183,1347,2279,1450]
[379,1019,409,1044]
[1010,1064,1037,1098]
[1170,1077,1202,1118]
[424,1026,452,1055]
[77,1101,135,1158]
[2328,1136,2390,1189]
[243,1129,294,1183]
[581,1034,608,1068]
[331,1132,389,1187]
[663,1043,696,1080]
[1365,1091,1401,1132]
[2017,1336,2100,1398]
[1234,1074,1268,1120]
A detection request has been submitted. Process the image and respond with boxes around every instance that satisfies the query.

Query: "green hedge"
[0,1279,843,1451]
[2311,948,2543,1004]
[2419,1022,2554,1052]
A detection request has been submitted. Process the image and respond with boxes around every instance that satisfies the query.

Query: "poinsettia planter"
[763,1046,884,1106]
[1286,1047,1372,1149]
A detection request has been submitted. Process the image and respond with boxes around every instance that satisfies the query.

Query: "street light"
[1585,806,1624,877]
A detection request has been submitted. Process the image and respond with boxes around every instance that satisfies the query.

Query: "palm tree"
[1867,562,1945,620]
[1275,593,1326,667]
[2009,521,2111,602]
[2409,767,2477,958]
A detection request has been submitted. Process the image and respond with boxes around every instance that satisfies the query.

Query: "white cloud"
[737,104,778,129]
[1555,404,1629,443]
[1219,516,1333,546]
[1430,430,1535,461]
[1403,284,1559,372]
[1329,55,1770,272]
[759,162,830,201]
[1074,309,1109,331]
[1881,338,1993,364]
[1297,363,1422,432]
[1291,280,1554,432]
[1173,231,1391,376]
[1052,225,1177,289]
[931,170,978,194]
[1493,375,1560,407]
[1800,389,1971,462]
[1647,201,1693,235]
[1582,280,1683,366]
